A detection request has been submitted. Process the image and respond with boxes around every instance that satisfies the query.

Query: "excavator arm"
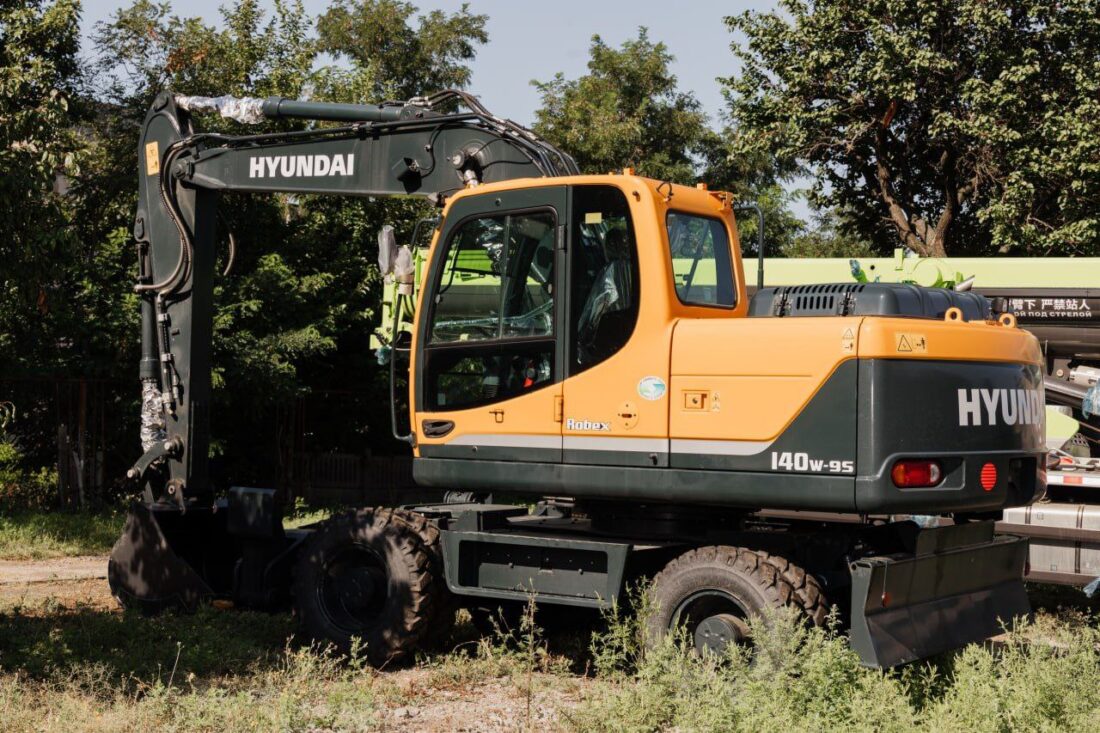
[131,89,576,506]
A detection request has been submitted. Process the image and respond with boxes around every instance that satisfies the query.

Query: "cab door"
[562,185,670,468]
[414,187,567,463]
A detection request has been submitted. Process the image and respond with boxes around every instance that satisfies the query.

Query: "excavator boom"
[130,90,574,505]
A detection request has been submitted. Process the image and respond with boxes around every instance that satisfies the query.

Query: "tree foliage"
[0,0,83,375]
[531,29,804,254]
[725,0,1100,256]
[316,0,487,102]
[533,30,713,184]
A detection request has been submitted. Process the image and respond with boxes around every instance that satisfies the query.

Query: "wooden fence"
[283,452,443,506]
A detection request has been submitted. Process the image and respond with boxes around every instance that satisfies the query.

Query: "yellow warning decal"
[584,212,603,224]
[841,326,855,353]
[145,141,160,176]
[895,332,928,353]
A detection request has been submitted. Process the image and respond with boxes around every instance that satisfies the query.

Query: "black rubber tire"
[407,511,458,650]
[291,507,446,667]
[645,545,828,649]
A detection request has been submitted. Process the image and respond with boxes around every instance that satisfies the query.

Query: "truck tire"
[291,507,446,666]
[645,546,827,655]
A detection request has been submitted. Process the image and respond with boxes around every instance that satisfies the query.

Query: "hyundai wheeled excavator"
[110,89,1045,668]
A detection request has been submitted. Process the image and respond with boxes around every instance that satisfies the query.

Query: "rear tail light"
[891,460,943,488]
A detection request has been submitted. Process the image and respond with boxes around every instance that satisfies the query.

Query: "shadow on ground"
[0,604,297,683]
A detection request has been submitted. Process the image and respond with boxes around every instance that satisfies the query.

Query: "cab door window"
[425,209,556,410]
[570,186,639,373]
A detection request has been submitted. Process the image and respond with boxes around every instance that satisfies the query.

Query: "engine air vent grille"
[747,282,992,321]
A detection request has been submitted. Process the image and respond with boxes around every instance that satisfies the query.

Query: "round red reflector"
[980,462,997,491]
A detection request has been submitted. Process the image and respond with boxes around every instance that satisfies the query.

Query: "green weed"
[566,603,1100,733]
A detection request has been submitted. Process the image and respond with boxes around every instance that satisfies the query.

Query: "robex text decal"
[566,418,611,432]
[957,388,1043,427]
[248,153,355,178]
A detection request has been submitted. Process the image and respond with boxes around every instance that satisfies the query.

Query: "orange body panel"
[856,317,1042,364]
[669,314,1042,444]
[670,318,861,442]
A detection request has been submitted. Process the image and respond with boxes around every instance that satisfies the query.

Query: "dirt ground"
[0,555,587,732]
[0,556,114,612]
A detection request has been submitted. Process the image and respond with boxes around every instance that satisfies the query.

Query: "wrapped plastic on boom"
[174,95,266,124]
[378,225,397,278]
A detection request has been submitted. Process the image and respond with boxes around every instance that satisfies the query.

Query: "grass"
[561,602,1100,733]
[3,511,1099,730]
[0,598,388,731]
[1,592,1097,732]
[0,511,124,561]
[0,506,333,561]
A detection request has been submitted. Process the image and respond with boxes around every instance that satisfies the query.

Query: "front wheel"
[291,508,447,666]
[646,546,827,656]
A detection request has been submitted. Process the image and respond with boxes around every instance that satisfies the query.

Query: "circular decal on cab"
[637,376,667,401]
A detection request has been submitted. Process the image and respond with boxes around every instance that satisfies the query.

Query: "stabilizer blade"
[848,521,1030,667]
[108,502,213,611]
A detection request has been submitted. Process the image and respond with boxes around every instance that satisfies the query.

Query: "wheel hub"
[693,612,750,655]
[321,547,389,631]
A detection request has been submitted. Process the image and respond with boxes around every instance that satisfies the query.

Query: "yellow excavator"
[109,90,1044,668]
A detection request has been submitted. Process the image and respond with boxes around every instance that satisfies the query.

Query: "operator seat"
[576,228,635,365]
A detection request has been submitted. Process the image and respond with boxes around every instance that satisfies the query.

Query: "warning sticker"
[841,326,855,353]
[145,141,160,176]
[584,212,603,225]
[896,333,928,353]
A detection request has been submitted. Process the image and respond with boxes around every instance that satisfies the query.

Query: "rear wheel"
[291,508,447,666]
[646,546,827,656]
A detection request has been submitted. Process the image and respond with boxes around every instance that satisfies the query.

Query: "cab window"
[570,186,639,373]
[425,209,556,410]
[667,212,735,307]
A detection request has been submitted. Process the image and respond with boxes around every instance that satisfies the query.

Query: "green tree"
[532,29,714,183]
[725,0,1100,257]
[533,29,805,255]
[0,0,83,376]
[315,0,488,102]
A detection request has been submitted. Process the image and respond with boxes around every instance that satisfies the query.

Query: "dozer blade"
[848,521,1030,668]
[108,502,213,611]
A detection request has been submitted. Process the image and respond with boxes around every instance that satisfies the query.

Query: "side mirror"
[377,225,397,278]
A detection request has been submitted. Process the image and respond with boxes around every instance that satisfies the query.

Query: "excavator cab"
[409,178,738,475]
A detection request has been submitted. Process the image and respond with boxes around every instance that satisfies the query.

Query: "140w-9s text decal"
[771,451,854,474]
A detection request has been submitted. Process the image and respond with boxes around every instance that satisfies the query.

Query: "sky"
[79,1,807,212]
[79,0,767,125]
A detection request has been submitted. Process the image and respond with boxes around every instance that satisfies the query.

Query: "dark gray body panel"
[855,359,1044,513]
[414,458,857,511]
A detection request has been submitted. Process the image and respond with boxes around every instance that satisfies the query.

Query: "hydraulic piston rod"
[173,94,429,125]
[260,96,414,123]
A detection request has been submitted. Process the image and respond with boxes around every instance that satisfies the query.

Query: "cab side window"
[425,209,556,410]
[570,186,639,373]
[667,212,735,307]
